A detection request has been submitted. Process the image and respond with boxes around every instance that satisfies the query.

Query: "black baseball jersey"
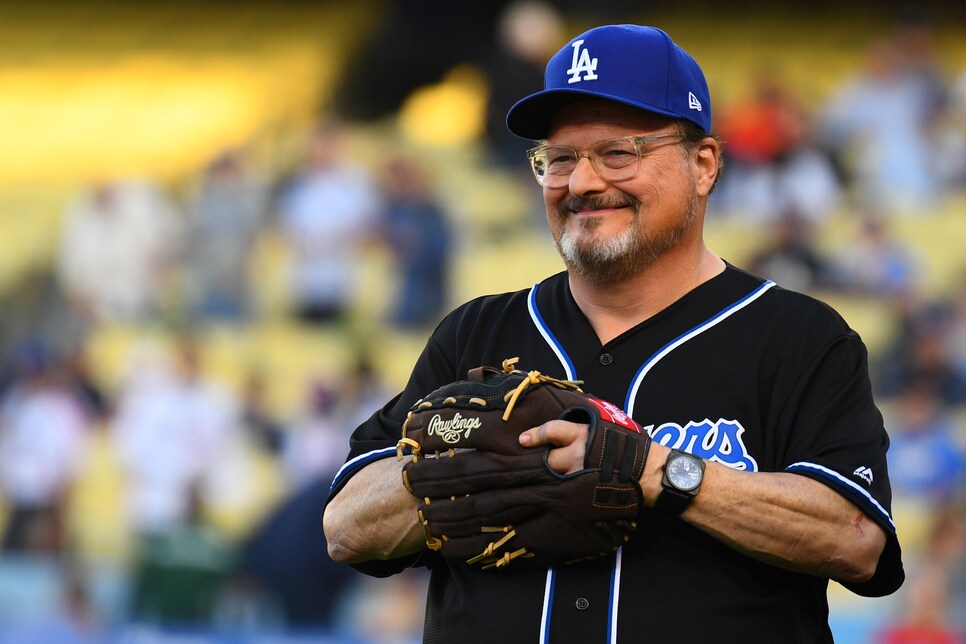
[326,263,904,643]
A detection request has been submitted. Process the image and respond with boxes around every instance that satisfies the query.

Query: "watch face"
[667,454,703,492]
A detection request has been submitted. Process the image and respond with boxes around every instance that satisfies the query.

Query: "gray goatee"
[554,186,697,283]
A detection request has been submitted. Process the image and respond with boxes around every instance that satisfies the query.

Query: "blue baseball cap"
[506,24,711,140]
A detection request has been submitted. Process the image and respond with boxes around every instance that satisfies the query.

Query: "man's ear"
[692,137,720,198]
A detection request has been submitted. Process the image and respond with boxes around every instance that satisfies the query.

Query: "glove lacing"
[500,358,583,422]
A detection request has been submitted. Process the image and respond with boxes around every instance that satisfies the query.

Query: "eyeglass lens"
[530,138,641,187]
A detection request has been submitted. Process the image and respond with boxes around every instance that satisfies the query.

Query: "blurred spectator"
[199,404,286,542]
[239,369,285,455]
[884,378,966,503]
[185,148,269,324]
[127,486,236,627]
[58,565,102,642]
[378,156,453,329]
[820,25,946,215]
[0,345,94,553]
[276,118,381,325]
[875,299,966,406]
[334,567,429,643]
[892,7,948,116]
[877,561,963,643]
[112,338,240,536]
[715,69,842,222]
[0,269,89,372]
[235,373,374,632]
[0,556,106,644]
[747,210,839,293]
[340,353,393,430]
[240,476,358,632]
[718,69,803,167]
[61,346,108,423]
[943,283,966,387]
[280,382,347,490]
[927,503,966,632]
[478,0,564,167]
[938,67,966,189]
[830,215,921,299]
[57,179,183,323]
[877,502,966,642]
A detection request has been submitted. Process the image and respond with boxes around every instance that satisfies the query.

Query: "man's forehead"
[546,99,675,138]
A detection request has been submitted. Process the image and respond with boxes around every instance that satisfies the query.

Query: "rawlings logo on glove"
[427,413,482,443]
[397,357,651,570]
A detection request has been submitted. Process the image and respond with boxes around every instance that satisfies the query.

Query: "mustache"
[558,195,639,214]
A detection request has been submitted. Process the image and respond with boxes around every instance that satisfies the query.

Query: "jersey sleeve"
[768,315,904,597]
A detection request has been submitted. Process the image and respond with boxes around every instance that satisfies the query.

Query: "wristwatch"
[656,449,706,515]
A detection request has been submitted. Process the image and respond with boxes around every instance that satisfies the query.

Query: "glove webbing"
[502,370,583,421]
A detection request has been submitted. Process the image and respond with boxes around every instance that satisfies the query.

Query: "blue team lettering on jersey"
[644,418,759,471]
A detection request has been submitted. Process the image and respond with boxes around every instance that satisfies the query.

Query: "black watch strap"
[655,486,693,515]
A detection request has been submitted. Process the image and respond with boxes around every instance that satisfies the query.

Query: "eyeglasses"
[526,133,684,188]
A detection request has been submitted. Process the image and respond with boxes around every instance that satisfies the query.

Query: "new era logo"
[688,92,702,111]
[853,466,874,486]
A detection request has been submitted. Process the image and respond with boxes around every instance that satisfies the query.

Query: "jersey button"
[575,597,590,611]
[599,353,613,365]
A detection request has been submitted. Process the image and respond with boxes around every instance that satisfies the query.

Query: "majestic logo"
[644,419,758,471]
[427,413,482,444]
[853,466,874,485]
[688,91,703,112]
[566,39,599,84]
[587,397,642,433]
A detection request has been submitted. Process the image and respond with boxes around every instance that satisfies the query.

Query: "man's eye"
[600,147,635,159]
[546,151,576,167]
[598,146,637,167]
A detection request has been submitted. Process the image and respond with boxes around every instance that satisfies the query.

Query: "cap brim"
[506,88,685,140]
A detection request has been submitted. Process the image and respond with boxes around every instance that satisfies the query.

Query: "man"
[323,25,903,642]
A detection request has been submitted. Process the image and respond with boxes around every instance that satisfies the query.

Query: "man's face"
[542,100,702,283]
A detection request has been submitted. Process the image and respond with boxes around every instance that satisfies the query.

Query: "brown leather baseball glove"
[397,358,651,570]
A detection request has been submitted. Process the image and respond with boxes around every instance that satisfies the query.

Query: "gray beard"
[554,187,698,283]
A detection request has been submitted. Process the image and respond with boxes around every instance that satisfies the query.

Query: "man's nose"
[567,155,608,195]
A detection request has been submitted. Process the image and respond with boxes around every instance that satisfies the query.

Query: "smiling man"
[323,25,904,643]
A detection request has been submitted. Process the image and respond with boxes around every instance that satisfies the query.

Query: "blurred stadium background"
[0,0,964,642]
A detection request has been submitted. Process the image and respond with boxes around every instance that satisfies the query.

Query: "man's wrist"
[639,441,671,506]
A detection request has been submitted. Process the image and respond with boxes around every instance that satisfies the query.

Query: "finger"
[545,442,587,475]
[520,419,588,448]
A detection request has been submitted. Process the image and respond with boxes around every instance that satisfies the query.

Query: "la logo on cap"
[566,39,598,84]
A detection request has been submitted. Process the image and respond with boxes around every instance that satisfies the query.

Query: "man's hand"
[519,419,590,474]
